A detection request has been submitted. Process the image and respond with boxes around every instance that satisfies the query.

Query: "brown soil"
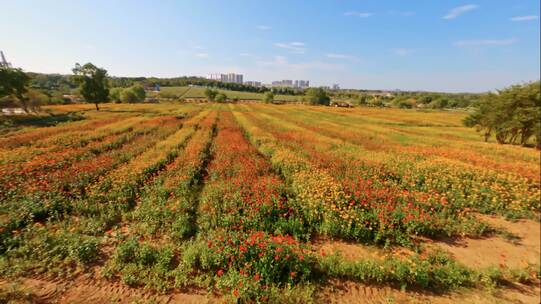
[430,215,540,269]
[316,280,541,304]
[0,275,219,304]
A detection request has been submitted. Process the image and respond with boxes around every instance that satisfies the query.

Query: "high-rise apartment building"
[207,73,244,84]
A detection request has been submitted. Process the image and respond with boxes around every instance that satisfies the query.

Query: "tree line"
[24,73,305,100]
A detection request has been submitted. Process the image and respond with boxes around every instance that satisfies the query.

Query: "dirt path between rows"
[0,275,218,304]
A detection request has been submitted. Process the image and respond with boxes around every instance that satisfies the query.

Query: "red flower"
[254,274,261,281]
[217,269,224,277]
[274,255,280,261]
[233,289,239,297]
[290,272,296,278]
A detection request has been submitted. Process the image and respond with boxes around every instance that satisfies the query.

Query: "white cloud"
[325,53,359,61]
[510,15,538,21]
[274,42,306,54]
[344,11,373,18]
[454,38,518,47]
[443,4,478,20]
[256,25,272,30]
[393,48,413,56]
[195,53,209,58]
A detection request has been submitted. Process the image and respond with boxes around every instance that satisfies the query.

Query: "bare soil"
[0,275,218,304]
[316,280,541,304]
[430,215,540,269]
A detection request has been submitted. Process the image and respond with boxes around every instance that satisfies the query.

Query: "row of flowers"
[233,108,485,246]
[126,111,218,240]
[255,104,540,218]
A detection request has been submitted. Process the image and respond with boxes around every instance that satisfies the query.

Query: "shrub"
[304,88,330,106]
[215,93,227,103]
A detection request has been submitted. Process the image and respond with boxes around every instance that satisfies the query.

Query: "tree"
[120,88,138,103]
[109,87,122,103]
[0,67,30,112]
[215,93,227,103]
[355,95,368,106]
[263,91,274,103]
[464,82,540,148]
[72,63,109,110]
[204,88,218,101]
[304,88,330,106]
[131,85,146,101]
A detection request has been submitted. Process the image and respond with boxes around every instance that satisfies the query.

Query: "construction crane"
[0,50,12,68]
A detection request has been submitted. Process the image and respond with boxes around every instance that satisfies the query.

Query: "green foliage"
[0,67,31,111]
[69,239,100,265]
[131,85,146,101]
[110,85,146,103]
[464,81,540,147]
[119,88,138,103]
[106,239,176,291]
[71,62,109,110]
[304,88,330,106]
[264,91,275,103]
[204,88,218,101]
[214,93,227,103]
[109,87,122,103]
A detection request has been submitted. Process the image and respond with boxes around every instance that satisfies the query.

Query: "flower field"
[0,103,539,303]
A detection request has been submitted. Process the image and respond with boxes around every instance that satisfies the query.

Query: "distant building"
[207,74,222,81]
[144,84,160,92]
[272,79,308,88]
[207,73,243,84]
[332,84,340,90]
[0,51,12,68]
[245,81,262,87]
[294,80,309,89]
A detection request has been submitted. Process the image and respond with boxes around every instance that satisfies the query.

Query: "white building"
[207,73,243,84]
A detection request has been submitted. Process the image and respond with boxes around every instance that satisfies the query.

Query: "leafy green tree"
[120,88,144,103]
[215,93,227,103]
[110,87,123,103]
[355,95,368,106]
[263,91,274,103]
[464,82,540,148]
[0,67,30,111]
[304,88,330,106]
[429,98,448,109]
[204,88,218,101]
[131,85,146,101]
[72,63,109,110]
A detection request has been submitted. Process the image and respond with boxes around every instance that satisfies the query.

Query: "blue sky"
[1,0,539,92]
